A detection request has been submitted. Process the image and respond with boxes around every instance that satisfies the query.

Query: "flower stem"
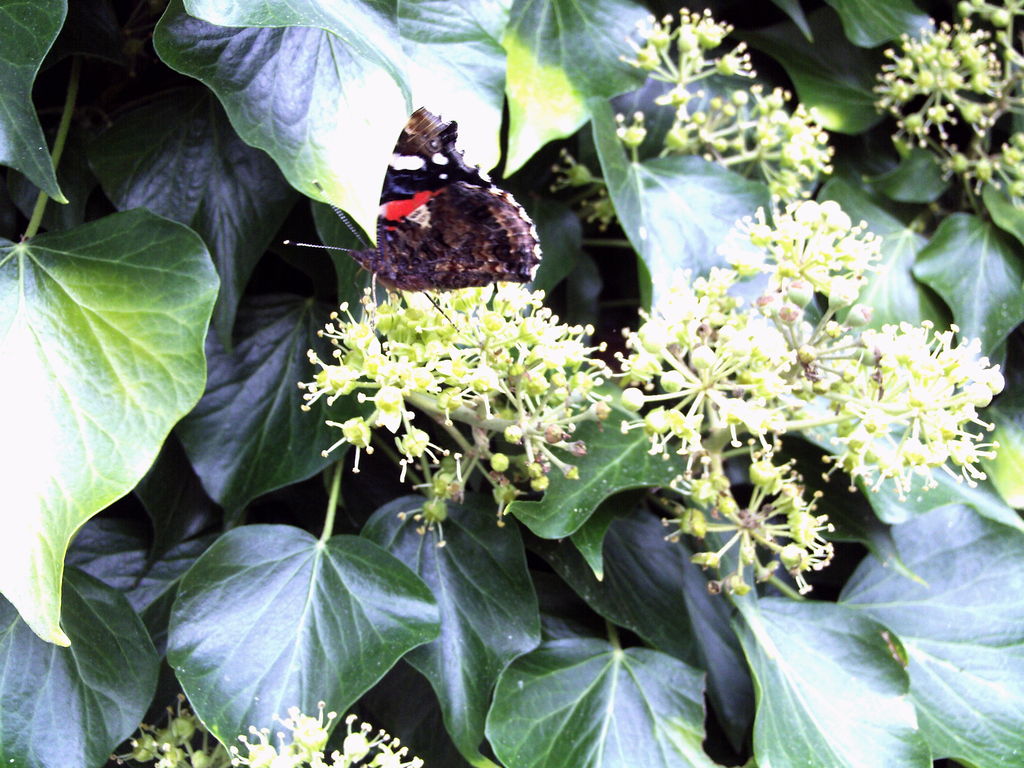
[320,461,343,544]
[24,56,80,240]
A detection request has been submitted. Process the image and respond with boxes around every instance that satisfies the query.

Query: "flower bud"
[504,424,524,444]
[621,387,646,411]
[490,453,510,472]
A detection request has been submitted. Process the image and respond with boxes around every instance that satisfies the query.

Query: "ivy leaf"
[591,98,769,308]
[176,295,348,516]
[735,597,929,768]
[66,517,213,653]
[167,525,439,744]
[487,639,716,768]
[8,127,95,231]
[0,210,216,645]
[88,87,296,346]
[538,509,755,750]
[154,0,408,238]
[502,0,647,174]
[823,0,930,47]
[0,568,159,768]
[870,148,947,203]
[913,213,1024,356]
[821,176,943,327]
[984,401,1024,507]
[363,495,540,764]
[983,183,1024,250]
[0,0,66,201]
[841,505,1024,766]
[745,8,884,134]
[508,419,684,538]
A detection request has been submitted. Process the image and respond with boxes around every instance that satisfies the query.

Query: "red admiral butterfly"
[350,108,542,291]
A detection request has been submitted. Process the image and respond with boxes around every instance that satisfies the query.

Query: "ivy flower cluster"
[876,4,1024,204]
[619,8,833,201]
[231,704,423,768]
[120,697,229,768]
[301,285,610,522]
[618,199,1003,592]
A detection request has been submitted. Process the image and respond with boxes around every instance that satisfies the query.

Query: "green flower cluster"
[301,285,610,522]
[618,8,833,201]
[876,4,1024,203]
[232,705,423,768]
[618,199,1003,592]
[120,699,229,768]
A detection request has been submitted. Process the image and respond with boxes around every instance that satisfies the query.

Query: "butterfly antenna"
[424,292,457,327]
[282,240,356,252]
[313,180,371,248]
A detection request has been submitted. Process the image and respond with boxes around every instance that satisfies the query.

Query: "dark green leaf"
[363,495,540,763]
[154,0,408,237]
[360,662,474,768]
[0,0,66,201]
[984,401,1024,507]
[167,525,439,743]
[0,568,159,768]
[503,0,647,173]
[135,436,220,560]
[529,199,582,294]
[735,597,929,768]
[820,176,944,328]
[769,0,813,39]
[823,0,930,47]
[508,418,684,538]
[913,213,1024,356]
[487,639,715,768]
[869,148,947,203]
[0,210,216,645]
[568,495,625,578]
[539,509,754,749]
[176,295,348,515]
[310,200,372,309]
[47,0,125,65]
[591,98,769,308]
[66,517,214,654]
[983,183,1024,250]
[745,8,885,134]
[842,505,1024,766]
[89,88,296,345]
[8,127,95,231]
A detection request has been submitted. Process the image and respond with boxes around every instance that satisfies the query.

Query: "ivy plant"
[1,2,1022,768]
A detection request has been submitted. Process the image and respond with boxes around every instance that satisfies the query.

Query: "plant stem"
[24,56,80,240]
[768,574,805,600]
[320,461,343,544]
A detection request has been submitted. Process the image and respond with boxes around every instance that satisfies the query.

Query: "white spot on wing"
[391,153,426,171]
[431,152,449,165]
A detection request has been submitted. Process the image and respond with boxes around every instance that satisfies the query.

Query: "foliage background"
[1,1,1023,767]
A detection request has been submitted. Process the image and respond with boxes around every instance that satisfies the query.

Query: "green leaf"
[745,8,884,134]
[503,0,647,174]
[0,568,159,768]
[88,87,297,345]
[488,640,715,768]
[538,509,755,750]
[841,505,1024,766]
[154,0,408,238]
[363,495,541,764]
[508,418,684,538]
[984,402,1024,507]
[66,517,213,653]
[568,494,625,578]
[8,127,95,231]
[823,0,930,47]
[0,210,217,645]
[913,213,1024,356]
[167,525,439,744]
[869,148,947,203]
[47,0,125,65]
[590,98,769,308]
[769,0,813,39]
[176,295,349,515]
[735,597,929,768]
[820,176,943,328]
[528,199,582,294]
[0,0,66,202]
[983,183,1024,250]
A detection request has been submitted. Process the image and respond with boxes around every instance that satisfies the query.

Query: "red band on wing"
[382,190,438,221]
